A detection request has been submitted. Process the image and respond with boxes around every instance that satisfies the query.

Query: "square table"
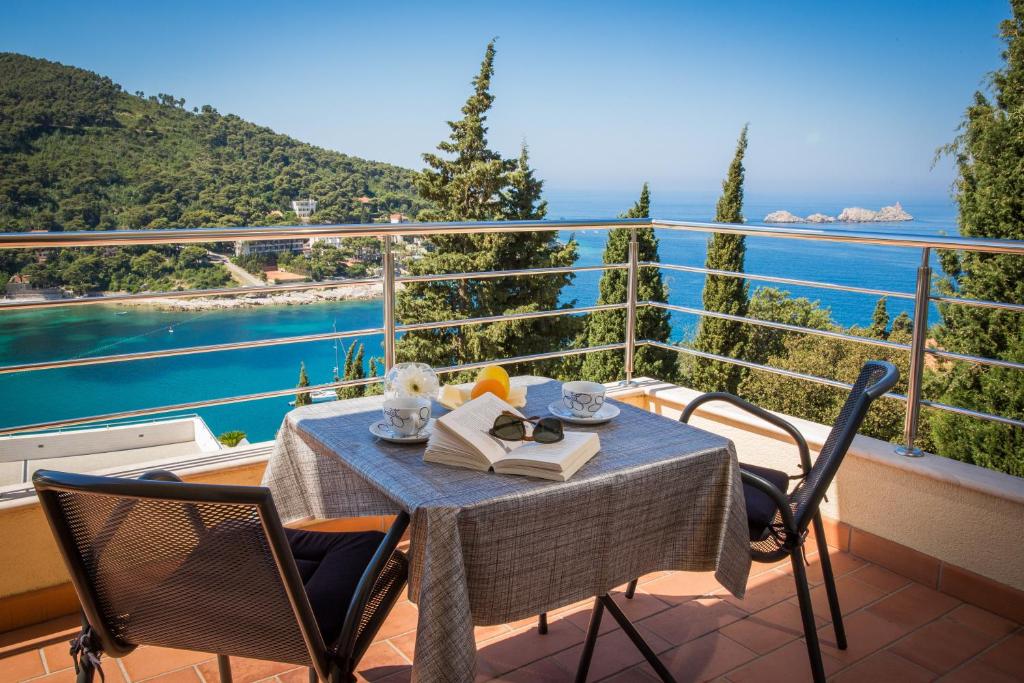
[263,377,751,683]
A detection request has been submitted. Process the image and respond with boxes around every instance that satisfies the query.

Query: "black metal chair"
[33,469,410,683]
[575,360,900,683]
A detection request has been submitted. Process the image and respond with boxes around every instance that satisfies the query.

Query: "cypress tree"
[690,125,750,393]
[931,1,1024,474]
[578,183,675,382]
[294,361,311,407]
[396,41,578,376]
[869,297,890,339]
[891,311,913,338]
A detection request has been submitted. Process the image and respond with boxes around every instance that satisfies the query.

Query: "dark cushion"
[740,463,791,542]
[286,528,385,647]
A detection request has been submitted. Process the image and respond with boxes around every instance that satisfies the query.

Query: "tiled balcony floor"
[1,545,1021,683]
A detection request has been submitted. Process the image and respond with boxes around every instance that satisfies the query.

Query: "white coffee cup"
[382,397,431,437]
[562,381,606,418]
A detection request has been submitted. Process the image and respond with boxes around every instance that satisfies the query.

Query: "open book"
[424,392,600,481]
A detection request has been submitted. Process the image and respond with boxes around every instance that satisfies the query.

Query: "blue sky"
[2,1,1010,198]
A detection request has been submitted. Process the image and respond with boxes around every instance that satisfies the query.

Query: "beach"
[119,281,385,311]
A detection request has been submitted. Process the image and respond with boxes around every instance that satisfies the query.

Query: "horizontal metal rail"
[0,219,647,248]
[1,217,1022,253]
[396,303,626,334]
[644,301,910,351]
[919,398,1024,430]
[644,262,915,300]
[0,376,383,436]
[0,277,382,311]
[929,294,1024,314]
[926,348,1024,372]
[0,344,625,436]
[650,219,1024,255]
[396,263,627,284]
[642,339,908,401]
[0,327,384,375]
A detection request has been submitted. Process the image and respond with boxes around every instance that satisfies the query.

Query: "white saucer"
[369,418,435,444]
[548,401,620,425]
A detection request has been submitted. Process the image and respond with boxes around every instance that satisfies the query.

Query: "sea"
[0,192,958,442]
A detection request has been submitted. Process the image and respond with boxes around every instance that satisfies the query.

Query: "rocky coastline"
[118,282,385,311]
[764,202,912,224]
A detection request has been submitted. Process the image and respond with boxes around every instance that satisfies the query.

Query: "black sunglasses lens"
[533,418,564,443]
[492,414,525,440]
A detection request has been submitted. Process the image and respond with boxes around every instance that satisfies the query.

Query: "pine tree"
[869,297,890,339]
[294,361,311,407]
[396,41,579,377]
[690,125,750,393]
[579,183,675,382]
[503,142,548,220]
[891,311,913,338]
[931,1,1024,475]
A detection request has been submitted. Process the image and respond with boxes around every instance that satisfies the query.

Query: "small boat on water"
[289,388,337,406]
[115,311,128,316]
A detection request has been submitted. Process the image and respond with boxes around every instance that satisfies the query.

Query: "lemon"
[471,365,510,400]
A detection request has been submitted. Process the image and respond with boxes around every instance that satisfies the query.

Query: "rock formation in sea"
[838,202,913,222]
[764,210,805,223]
[806,213,836,223]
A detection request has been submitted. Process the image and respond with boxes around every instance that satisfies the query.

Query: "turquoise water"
[0,193,958,441]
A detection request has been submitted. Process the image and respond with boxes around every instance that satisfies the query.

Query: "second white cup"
[562,380,606,418]
[382,397,431,436]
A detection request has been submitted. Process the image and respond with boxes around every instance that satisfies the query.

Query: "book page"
[434,392,526,466]
[498,431,600,471]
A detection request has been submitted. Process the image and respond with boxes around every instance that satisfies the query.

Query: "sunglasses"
[489,411,564,444]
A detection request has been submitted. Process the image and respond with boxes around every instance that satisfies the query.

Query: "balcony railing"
[2,218,1024,460]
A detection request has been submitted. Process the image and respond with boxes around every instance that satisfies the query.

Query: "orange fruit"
[471,365,510,400]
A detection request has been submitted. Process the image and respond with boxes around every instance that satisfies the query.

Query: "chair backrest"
[33,470,328,675]
[791,360,900,530]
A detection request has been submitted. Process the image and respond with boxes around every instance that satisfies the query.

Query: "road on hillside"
[207,252,265,287]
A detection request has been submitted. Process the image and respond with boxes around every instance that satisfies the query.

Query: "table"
[263,377,751,683]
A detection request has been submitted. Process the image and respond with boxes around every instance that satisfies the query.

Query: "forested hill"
[0,53,427,232]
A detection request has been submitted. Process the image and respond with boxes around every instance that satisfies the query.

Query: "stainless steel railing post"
[382,235,396,371]
[623,227,639,385]
[897,247,931,457]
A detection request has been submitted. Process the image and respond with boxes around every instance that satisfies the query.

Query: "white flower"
[388,363,439,399]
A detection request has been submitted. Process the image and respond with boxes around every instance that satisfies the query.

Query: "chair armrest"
[680,392,812,475]
[138,470,183,482]
[334,511,411,658]
[741,468,797,537]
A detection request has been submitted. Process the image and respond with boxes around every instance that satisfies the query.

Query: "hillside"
[0,52,427,233]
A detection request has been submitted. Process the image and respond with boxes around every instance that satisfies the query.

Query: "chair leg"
[574,598,604,683]
[538,611,548,634]
[813,513,847,649]
[217,654,232,683]
[601,595,676,682]
[791,552,826,683]
[624,578,638,599]
[308,667,317,683]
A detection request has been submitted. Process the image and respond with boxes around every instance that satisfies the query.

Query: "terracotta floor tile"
[945,604,1019,639]
[718,612,802,655]
[549,626,673,681]
[798,572,887,619]
[722,638,843,683]
[277,667,313,683]
[977,632,1024,679]
[798,548,867,586]
[815,608,908,665]
[721,569,795,614]
[485,655,572,682]
[849,563,912,593]
[655,632,757,683]
[388,631,417,662]
[866,583,961,632]
[0,649,45,681]
[640,571,721,605]
[637,598,746,647]
[135,668,204,682]
[119,646,213,681]
[476,618,585,678]
[375,600,419,640]
[598,663,660,681]
[41,640,76,674]
[354,641,411,681]
[939,658,1021,683]
[196,655,296,683]
[890,616,999,674]
[563,592,672,637]
[830,649,935,683]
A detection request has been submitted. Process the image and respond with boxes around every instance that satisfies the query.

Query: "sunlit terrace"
[0,219,1022,682]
